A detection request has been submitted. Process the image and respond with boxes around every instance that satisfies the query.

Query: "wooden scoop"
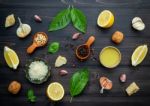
[99,77,113,94]
[76,36,95,61]
[27,32,48,54]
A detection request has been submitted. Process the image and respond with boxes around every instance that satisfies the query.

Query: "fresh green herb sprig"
[27,89,37,102]
[48,6,87,33]
[48,42,60,54]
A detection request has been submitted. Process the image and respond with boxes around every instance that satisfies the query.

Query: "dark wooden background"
[0,0,150,106]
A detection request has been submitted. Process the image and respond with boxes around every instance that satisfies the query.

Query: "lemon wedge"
[131,45,148,66]
[4,46,19,70]
[97,10,114,28]
[46,82,64,101]
[5,14,15,28]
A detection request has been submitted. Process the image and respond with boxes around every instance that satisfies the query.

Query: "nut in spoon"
[75,36,95,61]
[27,32,48,54]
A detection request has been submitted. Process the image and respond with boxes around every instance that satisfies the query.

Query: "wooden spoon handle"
[85,36,95,47]
[27,43,37,54]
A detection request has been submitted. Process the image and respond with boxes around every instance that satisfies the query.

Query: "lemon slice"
[97,10,114,28]
[46,82,64,101]
[131,45,148,66]
[4,46,19,69]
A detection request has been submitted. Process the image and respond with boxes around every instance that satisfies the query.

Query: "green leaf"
[48,8,71,31]
[27,89,37,102]
[48,42,60,54]
[27,89,34,97]
[29,96,37,102]
[70,68,89,97]
[71,8,87,33]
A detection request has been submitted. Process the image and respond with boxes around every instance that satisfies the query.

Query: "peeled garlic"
[132,17,145,31]
[16,17,31,38]
[5,14,15,28]
[55,55,67,67]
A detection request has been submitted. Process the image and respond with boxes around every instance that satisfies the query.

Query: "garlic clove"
[34,15,42,22]
[5,14,15,28]
[59,70,68,76]
[132,17,145,31]
[16,17,31,38]
[72,33,81,40]
[120,74,126,83]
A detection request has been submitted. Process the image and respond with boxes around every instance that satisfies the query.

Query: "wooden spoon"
[27,32,48,54]
[76,36,95,61]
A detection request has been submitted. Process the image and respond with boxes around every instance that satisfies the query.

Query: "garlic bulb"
[132,17,145,31]
[5,14,15,28]
[16,17,31,38]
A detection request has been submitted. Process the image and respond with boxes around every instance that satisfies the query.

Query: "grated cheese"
[28,61,48,81]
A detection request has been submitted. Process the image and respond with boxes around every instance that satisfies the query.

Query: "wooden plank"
[0,0,150,105]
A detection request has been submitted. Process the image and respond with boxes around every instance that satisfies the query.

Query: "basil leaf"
[27,89,37,102]
[70,68,89,97]
[71,8,87,33]
[27,89,34,97]
[48,8,71,31]
[48,42,60,54]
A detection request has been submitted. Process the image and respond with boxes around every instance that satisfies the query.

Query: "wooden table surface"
[0,0,150,106]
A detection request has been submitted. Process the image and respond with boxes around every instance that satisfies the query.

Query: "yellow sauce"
[99,46,121,68]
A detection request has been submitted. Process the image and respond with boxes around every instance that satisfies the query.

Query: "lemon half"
[131,45,148,66]
[46,82,64,101]
[4,46,19,70]
[97,10,114,28]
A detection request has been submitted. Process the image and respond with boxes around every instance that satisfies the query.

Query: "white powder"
[29,61,48,81]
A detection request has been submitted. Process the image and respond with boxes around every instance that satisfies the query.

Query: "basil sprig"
[48,6,87,33]
[27,89,37,102]
[69,68,89,102]
[48,42,60,54]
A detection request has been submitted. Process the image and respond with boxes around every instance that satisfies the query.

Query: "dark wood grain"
[0,0,150,106]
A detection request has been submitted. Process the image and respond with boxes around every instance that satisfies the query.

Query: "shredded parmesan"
[28,61,48,81]
[34,34,47,45]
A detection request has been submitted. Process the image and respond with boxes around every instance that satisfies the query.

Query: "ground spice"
[77,45,89,57]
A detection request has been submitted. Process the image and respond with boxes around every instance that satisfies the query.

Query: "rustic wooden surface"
[0,0,150,106]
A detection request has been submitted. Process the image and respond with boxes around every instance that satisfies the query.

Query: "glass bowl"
[25,58,50,84]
